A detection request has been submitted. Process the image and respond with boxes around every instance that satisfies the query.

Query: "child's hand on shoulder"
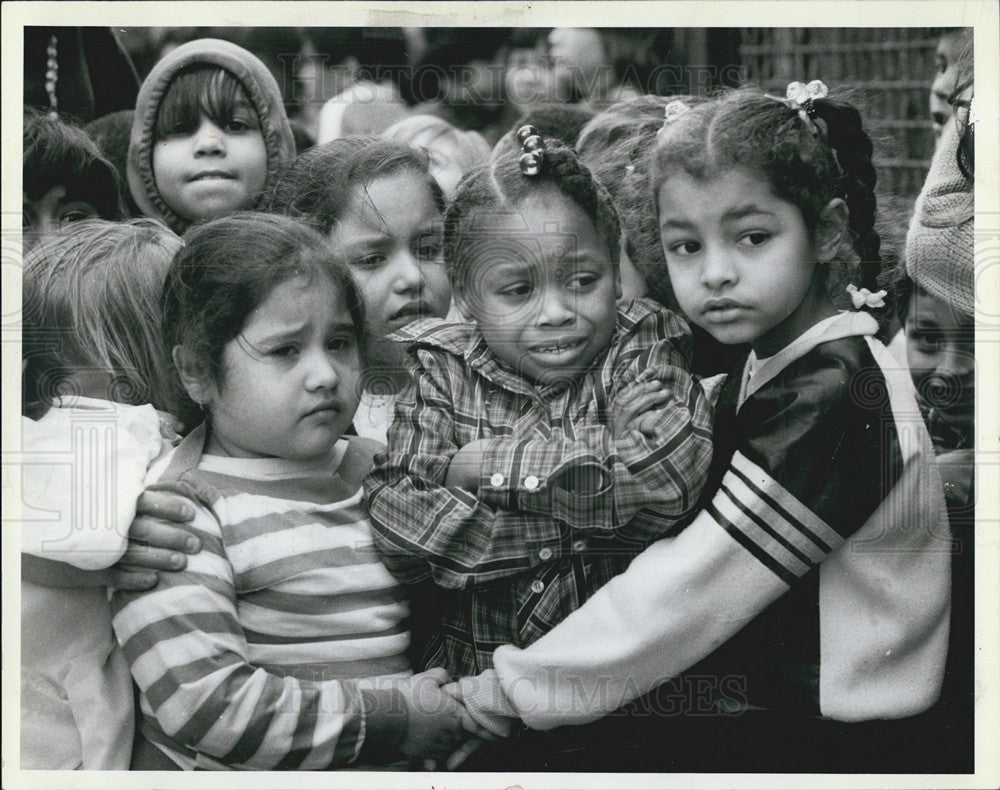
[395,668,465,758]
[445,438,494,491]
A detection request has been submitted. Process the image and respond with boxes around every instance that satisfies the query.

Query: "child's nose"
[194,121,226,155]
[305,348,340,390]
[535,287,574,326]
[391,251,426,293]
[700,247,737,289]
[935,344,975,380]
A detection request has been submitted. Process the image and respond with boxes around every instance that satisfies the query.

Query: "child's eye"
[498,282,532,298]
[58,202,98,226]
[667,240,701,257]
[269,345,298,357]
[225,116,257,133]
[327,336,355,352]
[567,272,600,290]
[910,329,943,352]
[351,253,387,269]
[416,241,443,261]
[738,231,771,247]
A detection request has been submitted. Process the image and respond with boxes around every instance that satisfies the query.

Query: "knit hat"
[905,117,974,315]
[127,38,295,234]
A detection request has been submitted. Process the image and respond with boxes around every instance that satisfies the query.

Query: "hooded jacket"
[127,38,295,234]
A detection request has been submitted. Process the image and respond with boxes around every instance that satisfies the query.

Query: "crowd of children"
[19,25,977,775]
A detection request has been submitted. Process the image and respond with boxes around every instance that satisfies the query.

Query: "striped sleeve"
[110,482,401,769]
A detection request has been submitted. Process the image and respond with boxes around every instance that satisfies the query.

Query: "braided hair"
[444,126,621,285]
[652,87,886,313]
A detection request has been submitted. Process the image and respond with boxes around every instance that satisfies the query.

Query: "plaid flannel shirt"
[364,298,714,676]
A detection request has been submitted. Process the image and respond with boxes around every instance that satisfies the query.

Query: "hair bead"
[519,151,542,176]
[516,124,546,176]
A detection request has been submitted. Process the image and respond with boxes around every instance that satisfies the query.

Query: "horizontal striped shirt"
[111,430,411,770]
[365,298,714,677]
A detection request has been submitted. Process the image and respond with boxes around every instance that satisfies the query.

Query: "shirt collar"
[741,310,879,403]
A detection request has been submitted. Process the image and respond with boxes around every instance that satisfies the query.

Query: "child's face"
[658,168,831,357]
[905,284,974,448]
[153,109,267,222]
[201,274,362,461]
[333,169,452,336]
[547,28,608,96]
[930,31,963,139]
[456,189,621,385]
[22,185,98,252]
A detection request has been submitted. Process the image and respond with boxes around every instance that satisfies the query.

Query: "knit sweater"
[127,38,295,234]
[111,428,412,770]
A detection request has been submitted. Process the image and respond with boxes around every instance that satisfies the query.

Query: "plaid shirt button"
[572,540,587,552]
[490,473,504,487]
[531,580,545,593]
[524,475,540,491]
[538,547,553,560]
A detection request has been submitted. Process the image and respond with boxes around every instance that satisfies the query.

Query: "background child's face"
[456,189,621,385]
[333,169,452,337]
[930,31,963,139]
[22,185,99,252]
[200,273,361,461]
[658,168,828,357]
[905,284,974,448]
[153,110,267,222]
[547,28,608,97]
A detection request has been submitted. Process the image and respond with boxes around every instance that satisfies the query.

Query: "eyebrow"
[660,205,777,229]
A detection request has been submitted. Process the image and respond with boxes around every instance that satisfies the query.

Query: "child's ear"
[816,198,849,262]
[172,345,216,407]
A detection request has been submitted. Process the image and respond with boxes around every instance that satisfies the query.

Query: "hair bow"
[767,79,829,135]
[846,283,887,309]
[657,99,691,139]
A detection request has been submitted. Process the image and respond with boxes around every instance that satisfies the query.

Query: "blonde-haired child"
[20,218,183,769]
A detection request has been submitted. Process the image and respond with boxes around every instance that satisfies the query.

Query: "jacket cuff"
[457,670,518,739]
[356,686,407,763]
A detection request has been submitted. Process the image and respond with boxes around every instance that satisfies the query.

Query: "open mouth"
[188,171,236,182]
[529,338,586,355]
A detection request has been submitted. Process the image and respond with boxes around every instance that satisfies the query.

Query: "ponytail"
[813,101,882,292]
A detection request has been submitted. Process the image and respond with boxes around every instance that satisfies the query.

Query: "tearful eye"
[270,345,297,357]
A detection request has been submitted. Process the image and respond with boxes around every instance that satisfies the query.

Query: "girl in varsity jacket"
[449,85,953,771]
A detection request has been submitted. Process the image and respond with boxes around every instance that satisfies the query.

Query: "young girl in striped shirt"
[111,213,463,770]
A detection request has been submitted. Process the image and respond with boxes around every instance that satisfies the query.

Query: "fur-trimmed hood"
[127,38,294,234]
